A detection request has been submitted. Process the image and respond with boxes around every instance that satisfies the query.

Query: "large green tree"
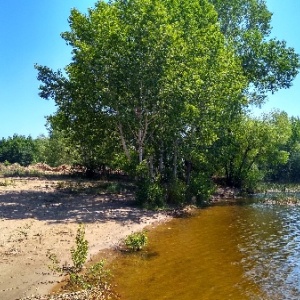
[36,0,247,204]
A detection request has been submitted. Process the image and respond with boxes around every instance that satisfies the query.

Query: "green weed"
[124,231,148,252]
[46,224,114,297]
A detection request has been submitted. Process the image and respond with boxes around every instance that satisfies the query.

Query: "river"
[111,202,300,299]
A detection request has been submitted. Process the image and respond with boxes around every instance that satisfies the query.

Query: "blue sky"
[0,0,299,139]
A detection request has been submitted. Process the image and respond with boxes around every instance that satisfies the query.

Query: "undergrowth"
[47,224,117,298]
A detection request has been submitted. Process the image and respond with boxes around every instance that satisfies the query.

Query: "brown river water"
[111,202,300,299]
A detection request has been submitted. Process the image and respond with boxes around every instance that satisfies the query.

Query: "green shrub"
[188,172,216,205]
[124,231,148,251]
[47,224,114,294]
[71,224,89,272]
[241,166,264,193]
[47,224,88,274]
[106,182,122,193]
[167,179,187,205]
[69,260,111,290]
[136,177,166,209]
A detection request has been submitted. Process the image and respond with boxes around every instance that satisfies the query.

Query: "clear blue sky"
[0,0,299,139]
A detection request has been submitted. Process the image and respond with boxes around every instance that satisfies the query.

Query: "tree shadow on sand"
[0,190,161,225]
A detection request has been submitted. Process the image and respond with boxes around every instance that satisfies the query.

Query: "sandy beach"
[0,177,170,300]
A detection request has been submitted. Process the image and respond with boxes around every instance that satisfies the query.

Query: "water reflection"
[236,204,300,299]
[112,203,300,299]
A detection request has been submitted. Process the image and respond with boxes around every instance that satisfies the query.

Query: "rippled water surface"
[112,203,300,299]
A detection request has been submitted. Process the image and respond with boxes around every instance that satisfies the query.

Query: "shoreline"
[0,177,172,300]
[0,176,238,300]
[20,215,172,300]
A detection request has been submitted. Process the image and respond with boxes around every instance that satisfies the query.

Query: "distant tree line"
[0,131,74,167]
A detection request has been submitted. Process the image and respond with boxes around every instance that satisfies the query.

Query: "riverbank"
[0,177,172,300]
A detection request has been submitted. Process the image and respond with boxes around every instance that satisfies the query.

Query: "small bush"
[124,231,148,251]
[3,160,10,166]
[69,260,111,290]
[188,173,216,205]
[136,177,166,209]
[167,179,187,205]
[47,224,88,275]
[106,182,122,193]
[71,224,89,272]
[47,224,114,295]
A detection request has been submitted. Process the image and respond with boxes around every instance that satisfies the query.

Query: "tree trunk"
[149,155,154,179]
[118,123,131,161]
[185,160,192,185]
[173,139,178,180]
[138,128,143,163]
[159,147,164,174]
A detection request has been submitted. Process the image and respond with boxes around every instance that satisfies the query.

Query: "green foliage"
[212,111,292,189]
[34,0,299,202]
[48,254,112,294]
[210,0,300,105]
[45,224,117,295]
[136,177,166,209]
[47,224,89,275]
[0,132,77,169]
[35,0,248,205]
[167,180,187,205]
[269,117,300,182]
[242,165,264,193]
[68,260,111,291]
[106,182,122,194]
[188,173,216,205]
[47,252,62,273]
[71,224,89,272]
[0,134,37,166]
[124,231,148,252]
[34,131,76,167]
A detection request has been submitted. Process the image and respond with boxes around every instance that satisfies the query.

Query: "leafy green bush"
[71,224,89,272]
[188,172,216,205]
[136,177,166,209]
[0,134,36,166]
[167,179,187,205]
[3,160,10,166]
[124,231,148,251]
[69,260,111,290]
[47,224,88,275]
[47,224,115,295]
[106,182,122,193]
[241,165,264,193]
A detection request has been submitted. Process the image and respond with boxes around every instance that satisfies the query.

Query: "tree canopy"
[210,0,300,105]
[35,0,300,206]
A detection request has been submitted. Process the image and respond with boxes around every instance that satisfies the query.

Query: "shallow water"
[112,203,300,300]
